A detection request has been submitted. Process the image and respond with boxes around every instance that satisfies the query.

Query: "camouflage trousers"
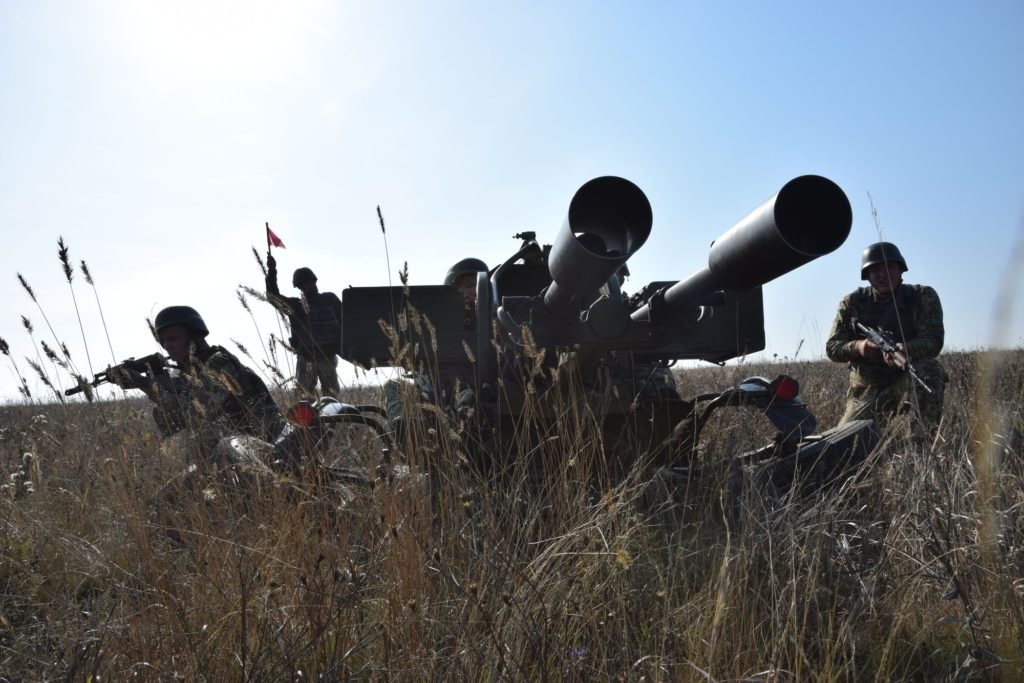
[296,353,340,397]
[152,392,284,446]
[839,357,947,433]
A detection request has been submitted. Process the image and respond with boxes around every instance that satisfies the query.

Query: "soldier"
[615,264,680,401]
[444,257,488,310]
[384,258,489,437]
[110,306,285,455]
[266,255,343,397]
[825,242,946,432]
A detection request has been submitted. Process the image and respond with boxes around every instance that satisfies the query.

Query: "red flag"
[266,223,286,248]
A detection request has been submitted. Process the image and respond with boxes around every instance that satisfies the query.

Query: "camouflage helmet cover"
[860,242,908,280]
[154,305,209,337]
[444,258,489,286]
[292,267,317,287]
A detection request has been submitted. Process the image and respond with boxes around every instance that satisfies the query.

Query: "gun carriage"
[340,175,856,475]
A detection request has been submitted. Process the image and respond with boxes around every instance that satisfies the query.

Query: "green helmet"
[154,306,209,337]
[292,267,317,287]
[444,258,489,286]
[861,242,908,280]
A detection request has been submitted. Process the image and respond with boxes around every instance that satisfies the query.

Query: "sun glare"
[102,0,329,80]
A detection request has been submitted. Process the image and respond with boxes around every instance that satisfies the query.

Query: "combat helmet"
[444,258,489,286]
[292,267,317,287]
[154,306,209,337]
[861,242,908,280]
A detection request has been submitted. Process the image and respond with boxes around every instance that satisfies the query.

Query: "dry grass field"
[1,348,1023,681]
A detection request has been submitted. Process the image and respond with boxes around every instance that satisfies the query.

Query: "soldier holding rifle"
[107,306,284,456]
[826,242,947,433]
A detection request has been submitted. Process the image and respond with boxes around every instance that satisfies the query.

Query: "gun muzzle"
[632,175,851,320]
[544,176,652,314]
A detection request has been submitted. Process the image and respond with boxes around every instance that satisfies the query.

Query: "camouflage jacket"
[266,269,342,359]
[151,345,284,443]
[826,283,944,385]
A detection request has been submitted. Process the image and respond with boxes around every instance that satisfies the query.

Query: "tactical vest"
[285,295,341,360]
[203,346,283,440]
[306,295,341,355]
[852,284,920,384]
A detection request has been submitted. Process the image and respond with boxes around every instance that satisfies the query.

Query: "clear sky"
[1,0,1022,403]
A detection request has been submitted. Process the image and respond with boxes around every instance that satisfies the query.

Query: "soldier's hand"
[108,366,154,390]
[267,253,277,270]
[883,343,908,369]
[855,339,880,359]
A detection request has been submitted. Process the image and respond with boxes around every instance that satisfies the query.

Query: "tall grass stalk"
[249,248,290,373]
[17,272,78,379]
[57,237,95,377]
[234,287,278,385]
[0,335,32,399]
[19,315,64,399]
[80,259,117,365]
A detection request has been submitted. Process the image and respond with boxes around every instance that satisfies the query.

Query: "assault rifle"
[852,319,933,394]
[66,353,169,396]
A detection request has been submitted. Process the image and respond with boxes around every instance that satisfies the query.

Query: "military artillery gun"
[339,175,871,480]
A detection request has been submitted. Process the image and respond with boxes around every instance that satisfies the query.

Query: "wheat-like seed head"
[238,285,269,304]
[236,290,252,314]
[17,274,36,302]
[408,304,423,336]
[251,247,267,276]
[71,375,94,402]
[26,359,52,388]
[81,260,94,286]
[57,236,73,283]
[41,342,69,370]
[424,317,437,354]
[41,341,59,363]
[262,361,284,381]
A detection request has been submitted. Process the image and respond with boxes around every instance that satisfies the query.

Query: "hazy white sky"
[2,0,1022,402]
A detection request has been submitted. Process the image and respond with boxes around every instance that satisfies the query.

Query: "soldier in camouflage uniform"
[825,242,946,432]
[111,306,285,458]
[266,256,343,398]
[383,258,489,436]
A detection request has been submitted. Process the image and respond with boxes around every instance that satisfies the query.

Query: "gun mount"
[340,175,851,469]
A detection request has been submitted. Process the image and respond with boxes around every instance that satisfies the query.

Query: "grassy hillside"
[1,350,1022,680]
